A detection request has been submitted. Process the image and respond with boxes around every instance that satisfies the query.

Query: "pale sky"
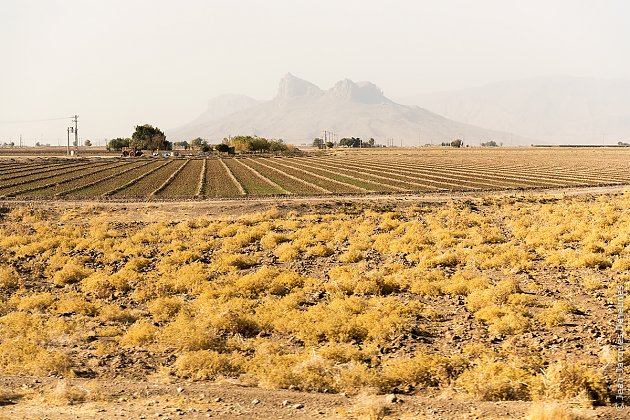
[1,0,628,145]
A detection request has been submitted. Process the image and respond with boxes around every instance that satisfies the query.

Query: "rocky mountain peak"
[276,73,323,99]
[325,79,388,104]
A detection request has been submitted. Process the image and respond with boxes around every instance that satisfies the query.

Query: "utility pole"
[72,115,78,149]
[67,127,72,155]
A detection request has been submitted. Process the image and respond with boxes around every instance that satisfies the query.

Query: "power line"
[0,116,73,124]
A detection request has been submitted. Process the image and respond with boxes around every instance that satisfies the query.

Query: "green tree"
[190,137,207,150]
[312,138,323,148]
[107,138,130,151]
[130,124,169,151]
[340,137,362,148]
[174,141,189,150]
[451,139,464,148]
[325,141,334,149]
[84,139,92,147]
[269,139,288,152]
[368,138,375,147]
[225,135,288,153]
[215,143,230,153]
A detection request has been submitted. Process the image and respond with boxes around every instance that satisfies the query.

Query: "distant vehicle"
[121,147,143,157]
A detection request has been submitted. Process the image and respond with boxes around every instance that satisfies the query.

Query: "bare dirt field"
[2,147,630,200]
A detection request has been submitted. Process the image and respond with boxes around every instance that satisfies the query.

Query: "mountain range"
[399,76,630,145]
[167,74,527,146]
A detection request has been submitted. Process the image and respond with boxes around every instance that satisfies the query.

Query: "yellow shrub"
[475,305,530,335]
[456,358,534,401]
[338,247,363,263]
[161,262,208,293]
[232,267,306,298]
[211,253,257,272]
[408,270,446,296]
[466,278,520,312]
[289,353,335,392]
[581,276,604,290]
[442,271,491,296]
[287,296,422,346]
[147,297,184,322]
[54,295,98,316]
[317,342,369,364]
[0,266,20,290]
[119,319,158,347]
[158,313,224,351]
[208,303,260,337]
[533,362,609,406]
[381,353,467,391]
[612,258,630,271]
[52,261,92,286]
[573,253,611,270]
[537,300,576,327]
[13,292,56,313]
[273,242,301,262]
[259,232,290,249]
[306,243,334,258]
[0,337,69,375]
[124,257,152,272]
[0,311,45,340]
[218,224,240,238]
[423,252,460,268]
[99,304,136,324]
[174,350,242,380]
[81,272,116,299]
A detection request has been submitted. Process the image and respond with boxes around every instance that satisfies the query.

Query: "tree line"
[107,127,290,154]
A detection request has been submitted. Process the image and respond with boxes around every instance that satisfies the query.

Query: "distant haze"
[1,0,628,145]
[169,74,530,145]
[400,76,630,145]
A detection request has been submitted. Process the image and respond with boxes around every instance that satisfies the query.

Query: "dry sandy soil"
[1,375,626,419]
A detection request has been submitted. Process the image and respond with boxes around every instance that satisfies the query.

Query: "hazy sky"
[1,0,628,144]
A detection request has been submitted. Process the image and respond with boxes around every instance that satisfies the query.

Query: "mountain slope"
[168,74,531,145]
[399,76,630,144]
[169,94,260,140]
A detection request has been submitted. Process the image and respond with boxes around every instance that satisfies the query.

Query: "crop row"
[334,157,554,189]
[380,157,623,186]
[221,158,284,195]
[158,159,204,197]
[204,159,244,197]
[0,160,96,185]
[69,161,166,197]
[239,158,324,194]
[109,161,178,197]
[259,158,365,193]
[0,161,114,197]
[19,161,136,197]
[59,161,154,197]
[2,152,630,199]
